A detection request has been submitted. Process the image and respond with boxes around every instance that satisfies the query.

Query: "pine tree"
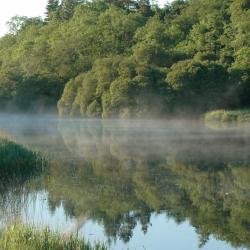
[45,0,59,21]
[60,0,80,20]
[137,0,152,16]
[105,0,137,10]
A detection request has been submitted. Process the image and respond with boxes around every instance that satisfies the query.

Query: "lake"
[0,114,250,250]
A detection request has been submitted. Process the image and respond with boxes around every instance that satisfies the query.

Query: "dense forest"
[0,0,249,117]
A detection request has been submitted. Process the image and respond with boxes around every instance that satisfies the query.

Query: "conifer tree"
[137,0,152,16]
[60,0,80,20]
[45,0,59,21]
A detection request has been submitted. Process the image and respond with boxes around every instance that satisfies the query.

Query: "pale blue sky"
[0,0,172,36]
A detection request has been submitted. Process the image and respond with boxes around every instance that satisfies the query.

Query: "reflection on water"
[0,115,250,250]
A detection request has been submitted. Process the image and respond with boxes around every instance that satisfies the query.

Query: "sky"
[0,0,171,37]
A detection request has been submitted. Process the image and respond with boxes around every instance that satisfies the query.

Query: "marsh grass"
[0,137,47,180]
[0,224,107,250]
[204,109,250,125]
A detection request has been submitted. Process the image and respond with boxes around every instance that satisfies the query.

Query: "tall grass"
[0,224,107,250]
[0,137,47,180]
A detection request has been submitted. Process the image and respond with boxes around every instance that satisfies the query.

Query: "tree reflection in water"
[44,120,250,248]
[1,118,250,249]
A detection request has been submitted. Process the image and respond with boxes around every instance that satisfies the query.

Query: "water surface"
[0,114,250,250]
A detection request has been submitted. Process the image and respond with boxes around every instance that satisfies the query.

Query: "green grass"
[0,224,107,250]
[0,137,47,180]
[204,109,250,125]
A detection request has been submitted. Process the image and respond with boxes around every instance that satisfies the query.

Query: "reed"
[0,137,47,180]
[0,224,107,250]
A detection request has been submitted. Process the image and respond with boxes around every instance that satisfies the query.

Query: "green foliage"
[0,137,47,180]
[0,0,249,116]
[0,224,106,250]
[166,59,231,112]
[45,0,60,21]
[205,109,250,124]
[60,0,82,20]
[6,16,29,35]
[58,56,169,117]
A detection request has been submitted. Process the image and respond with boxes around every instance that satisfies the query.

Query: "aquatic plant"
[0,224,107,250]
[0,137,47,180]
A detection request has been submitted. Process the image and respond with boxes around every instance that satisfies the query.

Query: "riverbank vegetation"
[0,136,46,180]
[0,0,249,117]
[0,224,106,250]
[205,109,250,124]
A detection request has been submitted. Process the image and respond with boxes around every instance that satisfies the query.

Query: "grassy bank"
[204,109,250,124]
[0,224,106,250]
[0,136,47,179]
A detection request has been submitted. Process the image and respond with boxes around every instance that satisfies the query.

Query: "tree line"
[0,0,249,117]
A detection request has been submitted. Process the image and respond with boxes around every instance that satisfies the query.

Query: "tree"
[45,0,59,21]
[0,0,250,116]
[6,16,28,35]
[136,0,152,16]
[105,0,137,10]
[166,59,231,112]
[60,0,82,20]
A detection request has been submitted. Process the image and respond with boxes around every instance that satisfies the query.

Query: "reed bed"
[0,137,47,179]
[0,224,107,250]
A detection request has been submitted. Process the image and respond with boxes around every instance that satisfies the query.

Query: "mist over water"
[1,114,250,250]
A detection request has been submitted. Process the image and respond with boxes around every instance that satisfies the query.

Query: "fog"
[1,113,250,250]
[0,113,250,165]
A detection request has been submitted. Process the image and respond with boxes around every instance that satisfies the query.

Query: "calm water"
[1,114,250,250]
